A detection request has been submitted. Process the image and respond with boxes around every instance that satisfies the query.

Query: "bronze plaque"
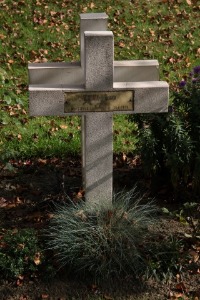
[64,91,134,113]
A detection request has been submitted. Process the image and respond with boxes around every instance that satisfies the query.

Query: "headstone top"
[114,60,159,67]
[84,31,113,37]
[84,31,114,90]
[80,13,108,20]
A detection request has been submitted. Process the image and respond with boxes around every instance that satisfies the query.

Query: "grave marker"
[28,13,169,205]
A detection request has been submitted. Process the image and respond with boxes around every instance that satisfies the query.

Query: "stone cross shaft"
[28,13,169,205]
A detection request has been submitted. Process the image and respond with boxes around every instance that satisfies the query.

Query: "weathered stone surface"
[85,31,114,91]
[80,13,108,69]
[114,60,159,82]
[29,81,168,116]
[28,62,84,86]
[82,112,113,205]
[28,60,159,86]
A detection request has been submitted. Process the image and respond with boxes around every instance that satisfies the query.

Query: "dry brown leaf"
[47,213,54,219]
[169,291,187,299]
[189,250,199,263]
[41,295,49,299]
[34,252,41,265]
[149,29,155,36]
[90,2,95,8]
[186,0,192,5]
[0,197,7,208]
[122,153,127,161]
[169,57,175,64]
[19,296,27,300]
[175,281,187,292]
[6,203,17,209]
[18,243,25,250]
[0,34,6,39]
[17,134,22,140]
[50,11,57,16]
[16,278,23,286]
[38,158,47,164]
[59,124,68,129]
[119,41,125,48]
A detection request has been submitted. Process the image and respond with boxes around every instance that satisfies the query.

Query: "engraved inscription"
[64,91,134,112]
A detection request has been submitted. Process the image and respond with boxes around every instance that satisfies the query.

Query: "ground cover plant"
[133,65,200,197]
[0,0,200,299]
[0,228,42,279]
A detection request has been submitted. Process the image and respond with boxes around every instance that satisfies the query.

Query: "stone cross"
[28,13,169,205]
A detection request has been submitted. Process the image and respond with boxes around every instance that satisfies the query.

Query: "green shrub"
[0,228,42,279]
[45,189,158,281]
[145,235,184,282]
[133,65,200,194]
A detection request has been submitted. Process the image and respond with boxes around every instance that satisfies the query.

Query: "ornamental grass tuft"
[45,189,158,281]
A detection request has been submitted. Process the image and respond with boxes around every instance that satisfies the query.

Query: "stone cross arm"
[29,81,168,116]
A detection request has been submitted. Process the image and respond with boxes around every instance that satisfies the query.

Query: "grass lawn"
[0,0,200,161]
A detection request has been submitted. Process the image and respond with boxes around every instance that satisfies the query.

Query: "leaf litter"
[0,156,200,299]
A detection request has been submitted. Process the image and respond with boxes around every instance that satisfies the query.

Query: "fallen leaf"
[19,296,27,300]
[169,57,175,64]
[122,153,127,161]
[0,34,6,39]
[41,294,49,299]
[169,291,187,299]
[18,243,25,250]
[186,0,192,5]
[90,2,95,8]
[189,250,199,262]
[119,41,125,48]
[38,158,47,165]
[18,134,22,140]
[34,252,41,265]
[175,282,187,292]
[16,278,23,286]
[174,292,184,298]
[6,202,17,209]
[47,213,54,219]
[59,124,68,129]
[0,197,7,208]
[149,29,155,36]
[50,11,57,16]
